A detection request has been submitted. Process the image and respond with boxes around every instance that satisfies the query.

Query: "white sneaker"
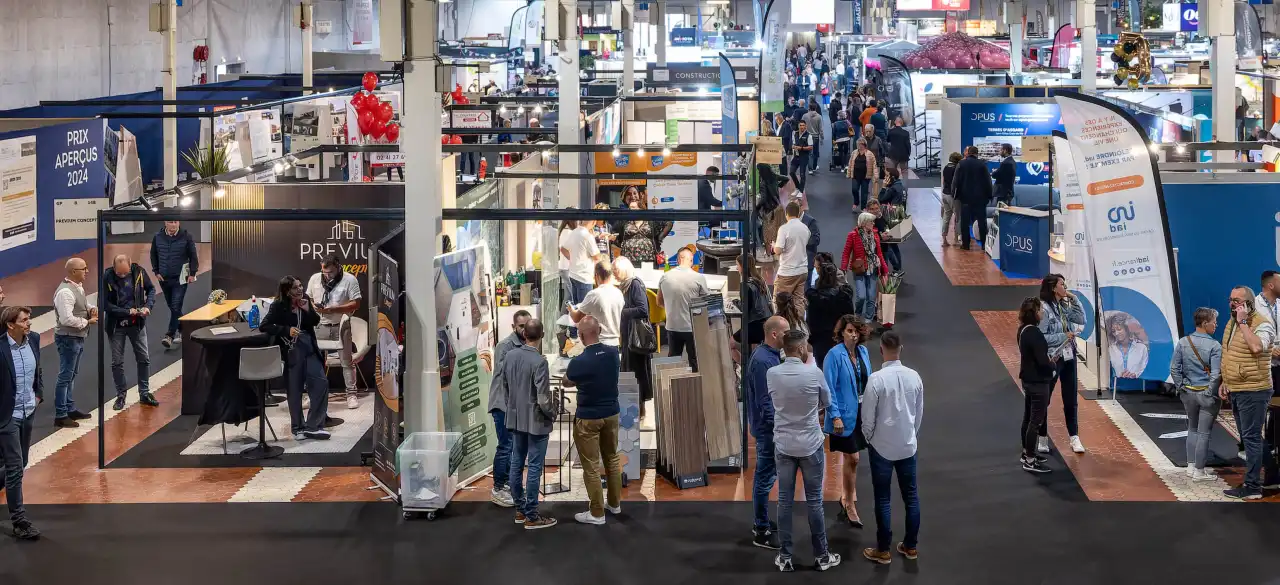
[1191,468,1215,481]
[346,393,360,410]
[293,432,307,441]
[1036,436,1051,454]
[605,503,622,515]
[1069,435,1086,454]
[574,511,606,525]
[490,488,515,508]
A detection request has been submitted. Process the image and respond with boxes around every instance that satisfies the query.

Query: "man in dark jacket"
[869,107,888,142]
[150,220,199,349]
[800,198,821,291]
[992,143,1017,204]
[698,166,722,210]
[0,306,42,540]
[102,254,157,409]
[746,316,788,550]
[952,146,994,251]
[886,117,912,175]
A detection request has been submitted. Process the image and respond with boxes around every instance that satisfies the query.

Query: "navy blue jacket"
[150,227,199,279]
[102,264,157,333]
[746,344,782,439]
[0,331,42,427]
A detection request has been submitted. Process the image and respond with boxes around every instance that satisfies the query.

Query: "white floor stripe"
[1093,398,1235,502]
[25,361,183,468]
[229,467,323,502]
[32,292,98,338]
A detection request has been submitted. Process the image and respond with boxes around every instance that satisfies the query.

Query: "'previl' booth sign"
[1055,93,1182,383]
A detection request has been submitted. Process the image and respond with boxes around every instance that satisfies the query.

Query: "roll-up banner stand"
[1054,93,1182,389]
[720,54,739,215]
[1052,130,1106,396]
[370,245,404,496]
[435,244,497,486]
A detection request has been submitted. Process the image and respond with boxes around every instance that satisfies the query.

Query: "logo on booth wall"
[302,220,370,275]
[1273,212,1280,266]
[970,112,996,122]
[1004,233,1034,253]
[1184,8,1198,27]
[1026,162,1045,176]
[1107,201,1136,233]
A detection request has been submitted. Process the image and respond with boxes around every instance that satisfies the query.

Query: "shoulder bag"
[627,318,657,354]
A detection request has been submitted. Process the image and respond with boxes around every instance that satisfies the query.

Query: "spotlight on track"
[636,147,645,156]
[179,195,194,207]
[662,147,671,157]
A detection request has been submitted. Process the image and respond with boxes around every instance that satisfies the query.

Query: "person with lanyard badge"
[1170,308,1222,481]
[307,255,363,410]
[1106,314,1149,381]
[789,120,814,195]
[823,314,872,527]
[260,276,332,441]
[1219,286,1276,499]
[1035,274,1087,455]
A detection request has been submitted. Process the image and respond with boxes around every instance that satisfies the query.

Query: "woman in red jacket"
[841,212,889,323]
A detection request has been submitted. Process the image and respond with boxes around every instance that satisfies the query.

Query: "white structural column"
[163,0,177,189]
[1077,0,1097,92]
[1204,0,1236,151]
[402,0,445,434]
[655,1,666,67]
[557,1,582,207]
[622,0,635,95]
[302,0,314,94]
[1007,0,1024,76]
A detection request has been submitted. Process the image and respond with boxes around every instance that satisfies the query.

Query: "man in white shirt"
[307,255,362,410]
[772,200,812,314]
[860,331,923,565]
[658,248,710,371]
[52,258,97,427]
[569,261,625,347]
[560,220,603,336]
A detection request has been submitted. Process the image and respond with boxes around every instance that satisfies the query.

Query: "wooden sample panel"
[666,373,710,479]
[691,298,743,462]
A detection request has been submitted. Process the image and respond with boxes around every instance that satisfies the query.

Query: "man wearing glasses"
[1220,286,1275,500]
[52,258,97,428]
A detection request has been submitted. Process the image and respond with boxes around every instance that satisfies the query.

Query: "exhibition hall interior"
[5,0,1280,582]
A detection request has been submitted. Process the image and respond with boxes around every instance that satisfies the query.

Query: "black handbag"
[627,319,657,354]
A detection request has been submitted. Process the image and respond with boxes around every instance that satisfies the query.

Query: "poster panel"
[435,244,497,485]
[1055,93,1181,382]
[0,135,38,251]
[371,250,403,493]
[960,102,1064,185]
[1053,132,1097,346]
[720,54,739,209]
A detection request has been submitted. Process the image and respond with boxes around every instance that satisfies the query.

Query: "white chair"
[322,314,372,390]
[237,346,284,459]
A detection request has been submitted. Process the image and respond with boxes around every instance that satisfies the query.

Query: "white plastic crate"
[397,431,461,511]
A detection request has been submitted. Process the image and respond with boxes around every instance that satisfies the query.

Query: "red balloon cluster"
[349,71,401,143]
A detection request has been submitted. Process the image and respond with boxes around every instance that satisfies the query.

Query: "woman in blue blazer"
[823,314,873,528]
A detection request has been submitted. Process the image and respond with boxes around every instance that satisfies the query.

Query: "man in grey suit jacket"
[1,305,43,540]
[487,309,531,508]
[502,319,557,530]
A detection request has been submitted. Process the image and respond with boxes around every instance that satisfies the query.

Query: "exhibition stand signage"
[593,152,700,258]
[435,244,497,485]
[371,245,403,494]
[959,102,1063,186]
[1053,133,1098,344]
[998,207,1050,278]
[759,0,787,114]
[1055,93,1182,383]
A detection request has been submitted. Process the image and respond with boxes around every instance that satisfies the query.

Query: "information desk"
[179,300,245,415]
[996,207,1050,279]
[189,322,271,426]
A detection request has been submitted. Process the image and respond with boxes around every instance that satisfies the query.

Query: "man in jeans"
[658,248,709,371]
[307,255,362,410]
[767,329,841,572]
[501,319,557,529]
[746,316,788,549]
[861,331,923,564]
[487,309,530,508]
[150,220,198,349]
[102,254,158,411]
[563,317,623,525]
[51,258,97,428]
[1,306,43,540]
[1219,286,1276,500]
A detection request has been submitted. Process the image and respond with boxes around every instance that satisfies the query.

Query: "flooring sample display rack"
[650,357,709,489]
[690,294,744,471]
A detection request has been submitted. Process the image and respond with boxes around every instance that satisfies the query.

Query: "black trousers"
[1021,381,1051,457]
[668,330,698,372]
[789,156,808,193]
[960,203,988,249]
[622,348,654,403]
[1047,358,1080,437]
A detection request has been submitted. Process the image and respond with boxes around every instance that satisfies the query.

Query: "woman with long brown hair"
[823,314,872,526]
[613,186,672,266]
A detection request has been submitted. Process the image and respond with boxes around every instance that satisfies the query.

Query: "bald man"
[52,258,97,427]
[746,315,791,549]
[562,315,623,525]
[101,254,158,410]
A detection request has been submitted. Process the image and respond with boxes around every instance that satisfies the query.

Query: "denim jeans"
[883,244,902,273]
[158,279,188,338]
[567,277,593,337]
[1046,358,1080,437]
[869,446,920,552]
[110,325,151,398]
[808,144,820,171]
[491,410,512,491]
[1179,389,1220,470]
[776,448,828,559]
[0,416,33,524]
[854,274,878,322]
[53,334,84,418]
[1230,389,1273,491]
[752,434,778,531]
[852,178,871,209]
[509,430,550,518]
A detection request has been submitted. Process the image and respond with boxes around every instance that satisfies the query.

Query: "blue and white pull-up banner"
[1055,93,1182,383]
[1053,131,1097,346]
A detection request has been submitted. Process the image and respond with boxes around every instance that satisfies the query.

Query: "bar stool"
[239,346,285,460]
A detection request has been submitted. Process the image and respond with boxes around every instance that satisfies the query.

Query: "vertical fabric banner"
[753,0,764,40]
[760,0,787,114]
[719,54,739,217]
[435,244,497,485]
[1054,93,1182,382]
[854,0,863,33]
[371,250,403,494]
[1236,2,1263,70]
[877,56,915,126]
[1053,132,1097,347]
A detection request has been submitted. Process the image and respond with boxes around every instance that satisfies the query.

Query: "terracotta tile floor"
[909,189,1040,287]
[1,243,212,308]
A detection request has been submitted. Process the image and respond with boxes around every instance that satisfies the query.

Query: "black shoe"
[752,527,781,550]
[139,392,159,407]
[774,554,794,572]
[960,245,971,251]
[12,521,40,541]
[67,410,92,420]
[264,394,284,407]
[1021,456,1051,474]
[113,396,126,411]
[1223,486,1263,500]
[324,416,344,428]
[54,417,79,428]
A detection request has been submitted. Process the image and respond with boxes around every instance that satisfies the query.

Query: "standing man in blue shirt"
[746,316,790,550]
[861,331,924,565]
[0,306,43,540]
[563,316,623,525]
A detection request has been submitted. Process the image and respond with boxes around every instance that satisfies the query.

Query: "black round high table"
[190,322,282,460]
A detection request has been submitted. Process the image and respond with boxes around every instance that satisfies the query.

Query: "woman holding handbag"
[1170,308,1222,481]
[614,258,655,416]
[824,314,873,527]
[840,212,889,323]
